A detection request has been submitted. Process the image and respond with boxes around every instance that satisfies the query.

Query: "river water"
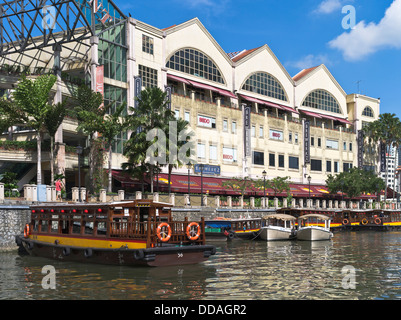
[1,231,401,300]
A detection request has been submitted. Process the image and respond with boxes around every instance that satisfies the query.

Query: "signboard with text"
[243,105,251,157]
[269,129,284,141]
[304,120,310,164]
[194,164,221,175]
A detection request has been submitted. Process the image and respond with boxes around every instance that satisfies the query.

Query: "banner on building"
[357,130,364,168]
[380,142,386,172]
[304,119,310,164]
[134,76,142,109]
[243,105,251,157]
[96,65,104,96]
[96,65,104,109]
[165,86,171,110]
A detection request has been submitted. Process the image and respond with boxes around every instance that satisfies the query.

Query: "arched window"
[302,89,341,114]
[166,48,225,84]
[241,72,288,101]
[362,106,374,118]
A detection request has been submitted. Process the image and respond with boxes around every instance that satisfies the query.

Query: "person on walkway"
[56,179,62,201]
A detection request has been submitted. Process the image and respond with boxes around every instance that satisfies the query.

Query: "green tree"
[0,74,57,185]
[166,118,194,195]
[326,167,385,199]
[363,113,401,200]
[222,177,255,197]
[74,85,105,193]
[98,103,128,193]
[43,101,66,187]
[267,176,291,198]
[124,87,174,193]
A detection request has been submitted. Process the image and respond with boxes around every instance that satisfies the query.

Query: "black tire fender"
[134,249,145,260]
[62,247,71,256]
[84,248,93,258]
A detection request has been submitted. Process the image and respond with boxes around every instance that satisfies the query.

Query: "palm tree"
[2,74,57,185]
[166,118,192,195]
[363,113,401,201]
[43,101,66,186]
[74,85,105,193]
[125,87,174,193]
[99,103,128,193]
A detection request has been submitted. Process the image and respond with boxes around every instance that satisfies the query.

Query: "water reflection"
[2,232,401,299]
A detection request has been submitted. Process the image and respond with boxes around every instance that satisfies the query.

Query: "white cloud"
[329,0,401,61]
[314,0,343,14]
[287,54,331,70]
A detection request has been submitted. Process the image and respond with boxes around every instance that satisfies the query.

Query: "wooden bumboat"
[15,200,216,267]
[334,209,401,231]
[277,208,401,231]
[204,217,262,241]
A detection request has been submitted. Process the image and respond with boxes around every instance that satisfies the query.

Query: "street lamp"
[262,170,267,208]
[187,162,192,206]
[76,145,83,202]
[199,164,204,207]
[307,175,312,207]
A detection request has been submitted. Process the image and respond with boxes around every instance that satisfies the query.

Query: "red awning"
[113,171,377,200]
[240,94,299,114]
[186,79,237,99]
[240,94,284,110]
[167,74,191,84]
[300,109,352,124]
[112,170,142,187]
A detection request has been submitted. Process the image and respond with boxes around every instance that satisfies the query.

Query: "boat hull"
[259,226,294,241]
[296,227,333,241]
[16,235,216,267]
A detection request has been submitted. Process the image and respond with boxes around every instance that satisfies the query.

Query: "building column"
[53,44,66,188]
[127,18,137,111]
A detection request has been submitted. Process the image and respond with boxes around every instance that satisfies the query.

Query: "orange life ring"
[156,223,172,242]
[361,218,368,225]
[375,218,382,225]
[24,224,30,238]
[186,222,201,241]
[342,219,349,225]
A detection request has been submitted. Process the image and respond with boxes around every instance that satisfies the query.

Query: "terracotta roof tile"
[292,66,319,82]
[231,46,262,62]
[162,24,177,31]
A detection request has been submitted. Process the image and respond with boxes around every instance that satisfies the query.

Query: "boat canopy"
[263,214,296,221]
[298,214,331,220]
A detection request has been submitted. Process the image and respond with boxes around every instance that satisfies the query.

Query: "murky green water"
[2,231,401,300]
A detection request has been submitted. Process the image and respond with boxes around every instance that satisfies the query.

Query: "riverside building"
[0,0,381,199]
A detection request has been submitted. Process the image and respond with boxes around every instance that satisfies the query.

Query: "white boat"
[297,214,333,241]
[259,214,296,241]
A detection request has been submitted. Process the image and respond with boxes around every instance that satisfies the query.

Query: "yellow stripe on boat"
[234,229,260,234]
[29,234,147,249]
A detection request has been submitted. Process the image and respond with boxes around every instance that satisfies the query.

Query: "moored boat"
[259,214,296,241]
[204,217,262,241]
[15,200,216,267]
[297,214,333,241]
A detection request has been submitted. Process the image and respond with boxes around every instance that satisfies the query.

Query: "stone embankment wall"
[0,206,30,251]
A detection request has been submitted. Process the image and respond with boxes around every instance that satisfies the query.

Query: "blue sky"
[115,0,401,117]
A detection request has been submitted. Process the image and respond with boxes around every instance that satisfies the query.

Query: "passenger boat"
[259,214,296,241]
[276,208,342,230]
[334,209,401,231]
[297,214,333,241]
[15,200,216,267]
[204,217,262,241]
